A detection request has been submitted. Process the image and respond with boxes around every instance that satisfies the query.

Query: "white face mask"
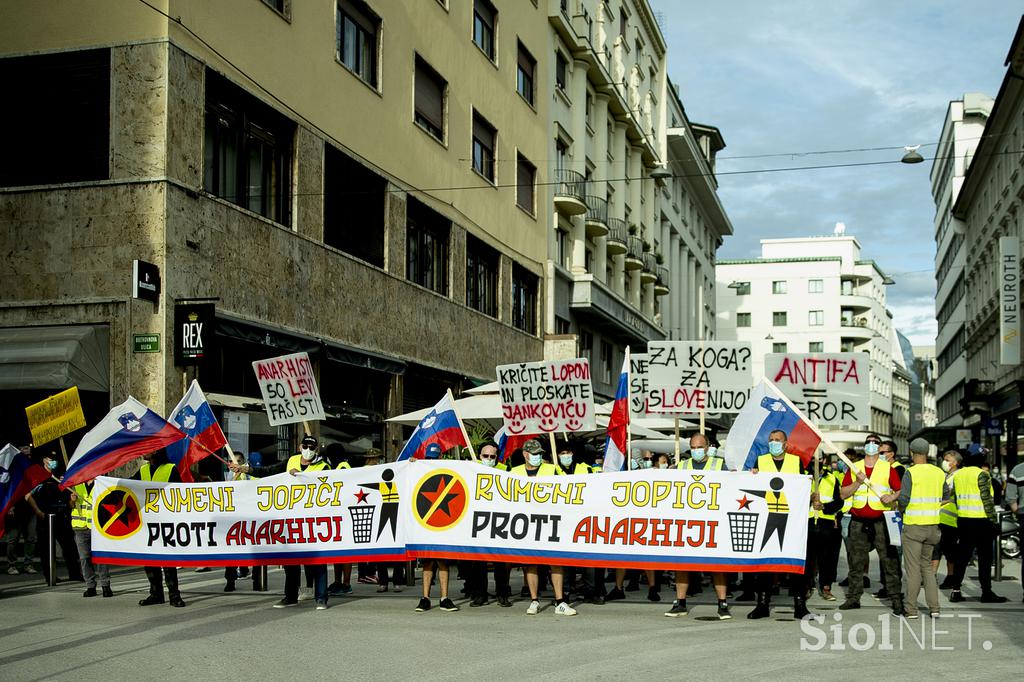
[707,446,717,458]
[941,460,951,473]
[528,453,543,467]
[642,460,653,469]
[559,454,574,467]
[300,447,314,460]
[658,463,668,470]
[481,458,496,468]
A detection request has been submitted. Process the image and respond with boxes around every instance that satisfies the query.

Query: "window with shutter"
[414,56,446,141]
[472,112,496,182]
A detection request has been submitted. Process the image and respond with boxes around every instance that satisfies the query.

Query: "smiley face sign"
[496,359,596,435]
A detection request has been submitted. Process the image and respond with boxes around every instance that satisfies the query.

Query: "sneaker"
[357,575,379,585]
[905,612,919,620]
[470,596,487,607]
[6,566,18,575]
[980,592,1007,603]
[315,601,328,610]
[327,583,353,596]
[393,585,403,593]
[24,565,36,574]
[647,586,661,602]
[376,585,388,593]
[838,599,860,610]
[717,602,732,620]
[298,587,313,602]
[526,600,540,615]
[273,598,298,608]
[949,591,965,603]
[498,596,513,607]
[439,598,459,612]
[554,601,577,616]
[664,600,688,617]
[820,587,836,601]
[930,611,941,618]
[415,597,431,612]
[605,587,626,601]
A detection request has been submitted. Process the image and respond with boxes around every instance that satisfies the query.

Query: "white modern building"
[715,230,898,447]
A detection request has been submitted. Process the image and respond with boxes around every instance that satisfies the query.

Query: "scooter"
[1001,511,1020,560]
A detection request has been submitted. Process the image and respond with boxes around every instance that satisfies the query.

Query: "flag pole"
[673,417,680,461]
[626,346,633,471]
[187,437,231,466]
[447,388,477,461]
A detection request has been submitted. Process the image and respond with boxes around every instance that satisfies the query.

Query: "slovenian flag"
[602,355,630,472]
[61,397,186,488]
[396,391,467,461]
[495,424,530,464]
[166,380,227,482]
[722,380,821,472]
[0,444,51,538]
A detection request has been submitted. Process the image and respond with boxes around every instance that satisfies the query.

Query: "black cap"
[301,435,318,448]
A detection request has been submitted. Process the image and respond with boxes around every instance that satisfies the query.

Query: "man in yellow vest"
[896,438,944,618]
[804,453,842,603]
[70,478,112,598]
[666,432,731,619]
[948,452,1006,603]
[936,450,961,589]
[133,449,185,607]
[838,433,903,615]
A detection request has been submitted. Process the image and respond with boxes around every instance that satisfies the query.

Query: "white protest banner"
[496,358,596,434]
[645,341,753,414]
[403,461,809,573]
[252,352,325,426]
[629,353,650,418]
[763,353,869,427]
[90,464,407,566]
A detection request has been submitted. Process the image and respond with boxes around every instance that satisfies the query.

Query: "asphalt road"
[1,554,1021,681]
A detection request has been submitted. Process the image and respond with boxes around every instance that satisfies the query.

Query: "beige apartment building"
[0,0,550,463]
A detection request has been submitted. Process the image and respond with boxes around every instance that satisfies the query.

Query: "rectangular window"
[472,111,496,182]
[555,51,568,91]
[516,153,536,214]
[619,8,627,37]
[736,312,751,327]
[773,311,787,326]
[336,0,379,87]
[261,0,288,17]
[466,235,498,317]
[556,228,570,269]
[808,279,824,293]
[516,41,536,105]
[809,342,824,353]
[406,198,450,295]
[734,282,751,295]
[512,265,538,334]
[841,339,856,352]
[601,341,613,384]
[809,310,824,326]
[555,317,571,335]
[0,48,110,187]
[324,145,386,267]
[414,56,446,141]
[579,330,593,364]
[772,343,788,354]
[772,280,787,294]
[204,70,294,225]
[473,0,496,61]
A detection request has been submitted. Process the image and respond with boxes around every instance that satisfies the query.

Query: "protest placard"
[645,341,753,414]
[251,352,325,427]
[496,358,596,434]
[629,353,650,418]
[25,386,87,447]
[764,353,869,427]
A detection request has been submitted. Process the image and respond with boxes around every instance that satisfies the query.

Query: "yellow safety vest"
[679,457,725,470]
[380,481,399,503]
[809,472,837,522]
[71,483,93,530]
[336,461,351,470]
[756,453,800,474]
[287,455,328,472]
[570,462,593,475]
[510,463,560,476]
[953,466,991,519]
[939,473,958,528]
[903,463,945,526]
[140,463,175,482]
[850,459,893,511]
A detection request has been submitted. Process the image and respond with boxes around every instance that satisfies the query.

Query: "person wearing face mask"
[936,450,961,588]
[652,453,670,470]
[466,442,512,608]
[838,434,903,615]
[667,433,731,620]
[25,451,83,587]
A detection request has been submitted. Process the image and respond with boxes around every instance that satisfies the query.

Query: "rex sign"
[174,303,215,366]
[764,353,869,427]
[252,352,325,426]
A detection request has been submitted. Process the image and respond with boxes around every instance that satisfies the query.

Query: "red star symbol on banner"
[736,495,753,511]
[420,475,459,518]
[354,489,369,504]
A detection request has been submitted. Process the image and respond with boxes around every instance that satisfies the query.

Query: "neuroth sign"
[764,353,869,427]
[645,342,753,414]
[497,358,596,435]
[252,352,326,426]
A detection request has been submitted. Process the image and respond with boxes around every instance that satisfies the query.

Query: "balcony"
[606,218,627,255]
[840,319,874,341]
[840,294,872,313]
[584,196,609,238]
[553,169,588,216]
[570,273,666,345]
[625,236,644,270]
[655,266,670,296]
[640,252,657,283]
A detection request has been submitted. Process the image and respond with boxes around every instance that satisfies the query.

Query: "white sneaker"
[554,601,577,616]
[298,588,313,602]
[6,566,18,575]
[24,565,37,574]
[526,600,540,615]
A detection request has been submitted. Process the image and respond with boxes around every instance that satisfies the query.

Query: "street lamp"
[901,145,924,164]
[649,164,672,180]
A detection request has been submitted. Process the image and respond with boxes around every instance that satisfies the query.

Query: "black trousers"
[805,518,841,590]
[377,562,406,587]
[36,513,82,583]
[467,560,510,598]
[144,567,180,599]
[951,517,997,592]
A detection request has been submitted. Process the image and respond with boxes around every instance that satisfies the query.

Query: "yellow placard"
[25,386,87,446]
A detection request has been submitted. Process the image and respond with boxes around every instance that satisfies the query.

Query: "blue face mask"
[45,459,58,471]
[864,442,880,456]
[768,441,784,456]
[837,460,849,473]
[528,453,543,467]
[707,446,717,458]
[691,448,706,462]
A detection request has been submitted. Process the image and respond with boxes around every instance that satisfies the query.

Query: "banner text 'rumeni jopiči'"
[496,358,596,434]
[403,461,809,573]
[644,341,753,414]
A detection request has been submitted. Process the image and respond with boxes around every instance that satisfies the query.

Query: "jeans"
[73,529,109,588]
[285,564,327,603]
[5,506,35,564]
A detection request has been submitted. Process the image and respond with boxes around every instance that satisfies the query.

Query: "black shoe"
[470,596,487,607]
[890,598,905,617]
[838,599,860,610]
[497,595,513,608]
[838,576,850,587]
[169,596,186,608]
[273,598,298,608]
[949,590,965,603]
[735,591,756,602]
[793,597,811,620]
[224,581,236,593]
[83,587,97,598]
[439,598,459,612]
[874,588,889,599]
[102,586,113,598]
[139,594,164,606]
[415,597,431,612]
[665,599,688,617]
[980,592,1007,603]
[747,602,770,619]
[586,594,606,605]
[717,602,732,620]
[647,587,661,602]
[605,587,626,601]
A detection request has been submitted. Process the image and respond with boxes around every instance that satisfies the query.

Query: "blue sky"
[650,0,1021,345]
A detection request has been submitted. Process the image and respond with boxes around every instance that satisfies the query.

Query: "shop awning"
[0,325,110,392]
[325,342,405,375]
